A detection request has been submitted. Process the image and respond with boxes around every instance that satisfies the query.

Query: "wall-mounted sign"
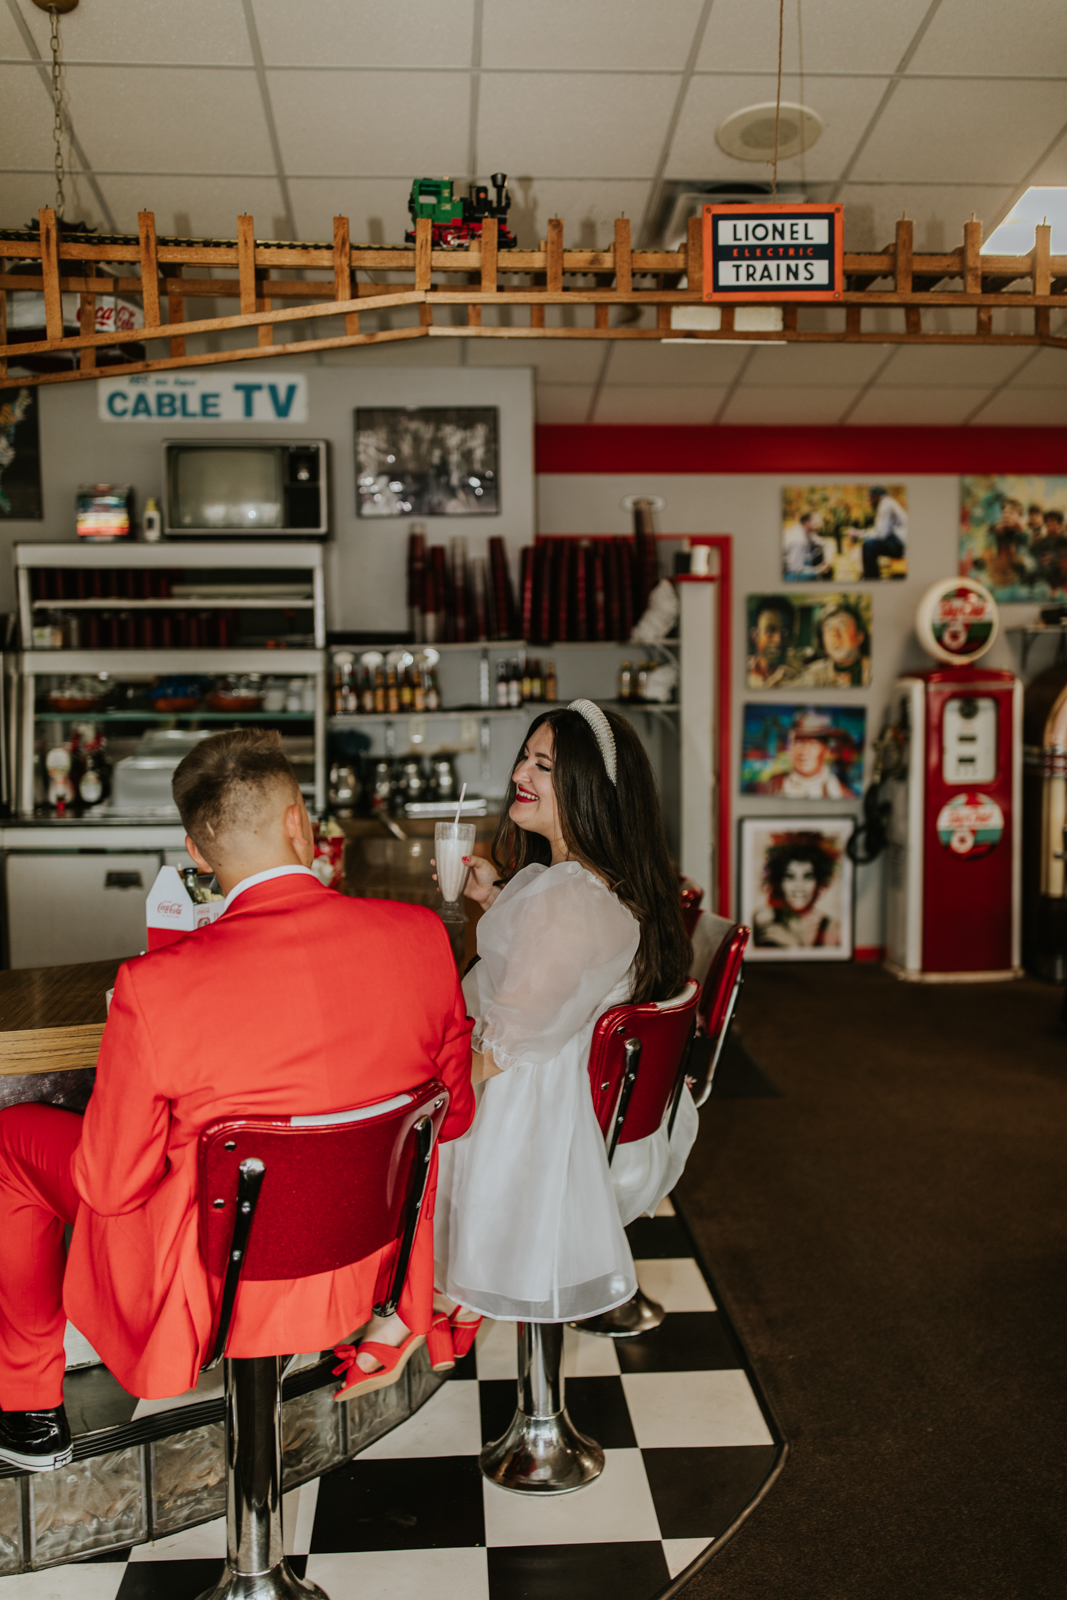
[915,577,999,665]
[702,203,843,301]
[99,371,308,424]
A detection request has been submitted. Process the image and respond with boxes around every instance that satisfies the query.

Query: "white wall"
[536,470,1038,948]
[0,364,535,632]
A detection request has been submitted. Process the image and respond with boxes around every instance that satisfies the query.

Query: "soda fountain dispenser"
[885,578,1022,982]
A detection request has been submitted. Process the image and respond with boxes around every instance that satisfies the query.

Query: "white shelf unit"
[14,544,328,817]
[329,635,699,865]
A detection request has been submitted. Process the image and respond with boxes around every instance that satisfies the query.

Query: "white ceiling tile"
[287,177,411,245]
[907,0,1067,75]
[847,385,990,425]
[0,170,108,232]
[477,72,677,180]
[1021,131,1067,187]
[697,0,933,74]
[268,69,469,176]
[667,74,888,184]
[593,384,730,423]
[499,179,651,249]
[0,8,32,53]
[467,341,606,381]
[60,66,273,175]
[1010,348,1067,389]
[741,343,889,385]
[483,0,705,70]
[720,385,860,424]
[0,63,55,170]
[878,344,1036,386]
[8,0,253,63]
[536,384,596,423]
[606,340,749,384]
[971,388,1067,425]
[838,183,1015,252]
[98,175,287,239]
[851,78,1067,185]
[252,0,474,68]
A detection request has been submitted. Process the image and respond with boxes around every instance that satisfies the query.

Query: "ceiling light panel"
[715,102,823,162]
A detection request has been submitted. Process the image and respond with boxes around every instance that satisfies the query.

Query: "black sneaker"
[0,1407,73,1472]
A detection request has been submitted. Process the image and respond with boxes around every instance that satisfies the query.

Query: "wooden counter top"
[0,958,123,1077]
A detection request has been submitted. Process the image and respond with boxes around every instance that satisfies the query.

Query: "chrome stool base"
[479,1322,604,1495]
[571,1287,665,1339]
[195,1356,331,1600]
[196,1559,328,1600]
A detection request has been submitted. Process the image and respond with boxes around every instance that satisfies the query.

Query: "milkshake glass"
[435,821,476,922]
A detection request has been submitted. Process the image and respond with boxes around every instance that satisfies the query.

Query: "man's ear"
[284,799,315,863]
[185,834,214,875]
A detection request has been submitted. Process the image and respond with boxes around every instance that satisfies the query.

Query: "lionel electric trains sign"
[702,203,844,302]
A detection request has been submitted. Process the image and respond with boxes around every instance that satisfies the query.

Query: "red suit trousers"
[0,1103,82,1410]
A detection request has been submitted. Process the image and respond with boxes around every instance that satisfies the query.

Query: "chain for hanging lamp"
[31,0,79,218]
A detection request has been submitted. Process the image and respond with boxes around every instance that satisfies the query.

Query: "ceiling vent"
[715,102,823,163]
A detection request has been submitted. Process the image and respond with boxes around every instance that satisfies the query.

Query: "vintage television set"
[162,440,329,538]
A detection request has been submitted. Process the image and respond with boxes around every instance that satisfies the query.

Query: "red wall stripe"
[535,424,1067,475]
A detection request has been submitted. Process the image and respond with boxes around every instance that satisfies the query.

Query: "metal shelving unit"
[14,544,328,816]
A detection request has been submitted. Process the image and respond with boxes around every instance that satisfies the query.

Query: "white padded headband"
[568,699,617,786]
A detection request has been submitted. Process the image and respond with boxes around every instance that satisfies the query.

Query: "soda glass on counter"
[434,821,476,923]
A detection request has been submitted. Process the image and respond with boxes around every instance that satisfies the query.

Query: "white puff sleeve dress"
[433,860,699,1322]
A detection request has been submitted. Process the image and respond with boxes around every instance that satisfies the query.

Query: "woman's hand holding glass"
[431,851,501,909]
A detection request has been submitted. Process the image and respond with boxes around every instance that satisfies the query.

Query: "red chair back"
[690,922,749,1106]
[197,1079,449,1364]
[678,884,704,939]
[588,980,700,1162]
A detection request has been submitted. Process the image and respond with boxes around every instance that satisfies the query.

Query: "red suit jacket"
[62,871,474,1398]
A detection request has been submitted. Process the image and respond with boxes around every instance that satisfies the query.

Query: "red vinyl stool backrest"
[698,923,749,1041]
[197,1080,449,1282]
[678,883,705,939]
[588,980,700,1153]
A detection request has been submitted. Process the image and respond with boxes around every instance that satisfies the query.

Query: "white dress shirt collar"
[222,863,318,913]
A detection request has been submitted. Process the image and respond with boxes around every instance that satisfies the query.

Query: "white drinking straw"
[453,782,467,827]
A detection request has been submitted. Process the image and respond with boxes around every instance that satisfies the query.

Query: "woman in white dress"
[334,700,697,1394]
[436,699,697,1340]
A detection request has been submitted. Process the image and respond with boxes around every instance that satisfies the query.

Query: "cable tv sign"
[702,203,843,301]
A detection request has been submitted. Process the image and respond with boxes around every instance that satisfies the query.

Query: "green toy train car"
[406,173,517,249]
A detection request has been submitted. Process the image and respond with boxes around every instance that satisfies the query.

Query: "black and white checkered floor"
[1,1201,782,1600]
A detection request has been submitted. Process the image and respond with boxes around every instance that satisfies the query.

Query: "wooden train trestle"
[2,208,1064,387]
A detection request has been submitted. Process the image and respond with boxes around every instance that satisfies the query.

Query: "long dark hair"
[492,707,691,1005]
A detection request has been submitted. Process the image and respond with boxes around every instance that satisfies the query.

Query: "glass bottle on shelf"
[496,661,509,708]
[618,661,633,702]
[373,665,386,714]
[412,664,426,713]
[359,664,374,714]
[544,660,558,702]
[507,663,521,708]
[520,661,532,701]
[424,665,441,712]
[529,659,543,701]
[386,666,400,715]
[399,664,414,712]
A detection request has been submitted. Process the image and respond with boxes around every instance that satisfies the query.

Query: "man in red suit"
[0,730,474,1471]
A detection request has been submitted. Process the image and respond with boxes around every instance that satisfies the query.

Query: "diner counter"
[0,958,122,1111]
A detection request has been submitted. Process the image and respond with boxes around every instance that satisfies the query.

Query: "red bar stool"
[480,982,700,1497]
[193,1080,450,1600]
[688,914,750,1107]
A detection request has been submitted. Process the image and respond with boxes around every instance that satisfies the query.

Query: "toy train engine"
[406,173,517,249]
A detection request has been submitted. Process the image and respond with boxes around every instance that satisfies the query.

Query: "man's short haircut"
[172,729,300,851]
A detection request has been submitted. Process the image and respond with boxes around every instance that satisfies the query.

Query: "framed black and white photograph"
[0,386,43,519]
[740,817,855,961]
[355,406,499,518]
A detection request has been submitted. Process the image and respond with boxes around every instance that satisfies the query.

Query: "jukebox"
[1022,654,1067,982]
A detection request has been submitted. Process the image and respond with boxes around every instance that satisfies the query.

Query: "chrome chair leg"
[479,1322,604,1495]
[571,1285,666,1339]
[195,1357,329,1600]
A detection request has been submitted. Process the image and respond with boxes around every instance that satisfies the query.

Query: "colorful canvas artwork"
[959,475,1067,601]
[741,703,867,798]
[0,386,43,519]
[740,817,855,961]
[746,592,872,689]
[781,484,907,582]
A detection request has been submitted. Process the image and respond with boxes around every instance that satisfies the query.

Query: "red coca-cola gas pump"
[884,579,1022,981]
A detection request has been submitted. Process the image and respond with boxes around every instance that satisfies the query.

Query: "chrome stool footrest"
[571,1287,665,1339]
[478,1322,604,1495]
